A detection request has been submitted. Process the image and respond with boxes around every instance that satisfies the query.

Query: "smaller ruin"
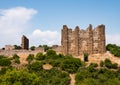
[5,45,15,50]
[52,45,61,54]
[21,35,29,50]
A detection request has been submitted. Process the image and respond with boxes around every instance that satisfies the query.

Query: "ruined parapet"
[35,47,44,53]
[5,45,15,51]
[21,35,29,50]
[52,45,61,54]
[61,24,106,56]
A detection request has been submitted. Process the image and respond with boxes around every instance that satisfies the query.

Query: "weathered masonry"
[21,35,29,50]
[61,24,106,56]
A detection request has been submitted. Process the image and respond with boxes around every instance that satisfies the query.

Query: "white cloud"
[106,34,120,46]
[0,7,37,47]
[29,29,61,46]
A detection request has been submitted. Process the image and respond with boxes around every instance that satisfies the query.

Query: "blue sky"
[0,0,120,48]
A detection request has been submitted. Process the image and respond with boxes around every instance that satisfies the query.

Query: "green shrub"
[0,69,40,85]
[60,58,82,73]
[84,53,88,62]
[104,58,112,69]
[87,63,98,72]
[13,54,19,59]
[13,54,20,64]
[30,46,35,51]
[106,44,120,57]
[112,63,118,69]
[36,52,45,60]
[46,50,57,59]
[26,54,34,64]
[100,60,104,67]
[27,61,43,72]
[0,58,11,66]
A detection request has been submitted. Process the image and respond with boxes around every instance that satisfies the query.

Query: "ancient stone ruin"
[21,35,29,50]
[61,24,106,56]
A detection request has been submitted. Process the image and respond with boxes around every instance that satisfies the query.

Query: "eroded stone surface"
[61,24,106,56]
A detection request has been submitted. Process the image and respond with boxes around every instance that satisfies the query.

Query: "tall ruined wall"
[21,35,29,50]
[61,24,106,56]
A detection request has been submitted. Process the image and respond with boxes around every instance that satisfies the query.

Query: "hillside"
[0,50,120,85]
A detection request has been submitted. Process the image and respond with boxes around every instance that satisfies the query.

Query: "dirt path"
[70,74,75,85]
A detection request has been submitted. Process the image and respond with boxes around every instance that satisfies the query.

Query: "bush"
[104,58,112,69]
[30,46,35,51]
[13,54,20,64]
[60,58,83,73]
[104,58,118,69]
[0,58,11,66]
[0,69,40,85]
[26,54,34,64]
[106,44,120,57]
[87,63,98,72]
[46,50,57,59]
[100,61,104,67]
[38,68,70,85]
[13,54,19,59]
[112,63,118,69]
[27,61,43,72]
[36,52,45,60]
[84,53,88,62]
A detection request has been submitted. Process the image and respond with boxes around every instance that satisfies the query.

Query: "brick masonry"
[61,24,106,56]
[21,35,29,50]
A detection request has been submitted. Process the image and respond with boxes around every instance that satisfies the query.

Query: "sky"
[0,0,120,48]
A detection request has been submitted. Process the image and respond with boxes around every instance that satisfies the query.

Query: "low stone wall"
[0,49,44,56]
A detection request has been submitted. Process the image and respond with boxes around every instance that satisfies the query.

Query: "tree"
[106,44,120,57]
[13,54,20,64]
[0,69,41,85]
[46,50,57,59]
[0,56,11,66]
[100,60,104,67]
[60,58,83,73]
[26,54,34,64]
[36,52,45,60]
[104,58,112,69]
[14,45,21,50]
[30,46,35,51]
[27,61,43,72]
[43,45,51,52]
[84,52,88,62]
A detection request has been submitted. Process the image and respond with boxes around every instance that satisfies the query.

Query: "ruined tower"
[61,24,106,56]
[21,35,29,50]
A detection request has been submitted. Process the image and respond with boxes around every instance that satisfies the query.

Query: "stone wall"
[0,49,45,56]
[5,45,15,50]
[52,45,61,54]
[21,35,29,50]
[61,24,106,56]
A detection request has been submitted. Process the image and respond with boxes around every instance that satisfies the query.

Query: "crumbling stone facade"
[61,24,106,56]
[21,35,29,50]
[52,45,61,54]
[5,45,15,50]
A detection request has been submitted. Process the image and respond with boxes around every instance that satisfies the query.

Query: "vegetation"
[106,44,120,57]
[0,47,120,85]
[13,54,20,64]
[30,46,36,51]
[14,45,22,50]
[35,52,45,60]
[0,55,11,66]
[26,54,34,64]
[60,57,83,73]
[39,45,51,52]
[84,52,89,62]
[0,69,40,85]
